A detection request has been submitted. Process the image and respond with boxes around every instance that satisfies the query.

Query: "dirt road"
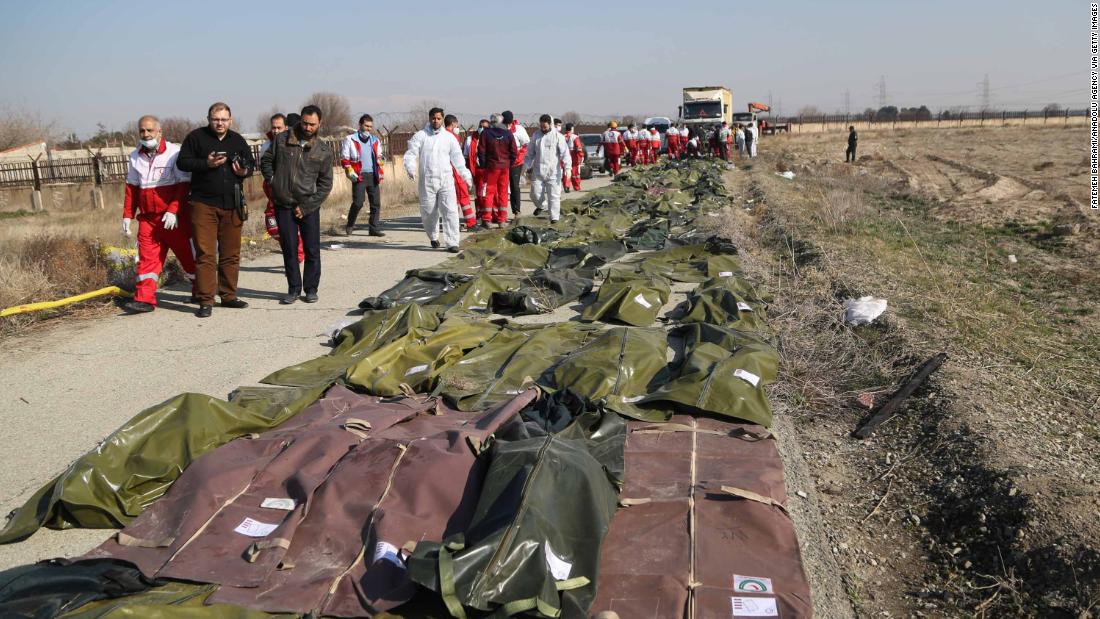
[0,177,612,569]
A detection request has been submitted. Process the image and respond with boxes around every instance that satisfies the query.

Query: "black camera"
[231,152,249,169]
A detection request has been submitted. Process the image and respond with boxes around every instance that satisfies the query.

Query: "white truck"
[678,86,733,135]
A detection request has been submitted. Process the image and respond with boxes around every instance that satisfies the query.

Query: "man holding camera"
[176,102,253,318]
[261,105,333,304]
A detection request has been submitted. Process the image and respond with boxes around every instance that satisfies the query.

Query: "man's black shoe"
[533,207,544,216]
[471,223,488,232]
[344,226,354,236]
[123,300,155,314]
[447,246,460,253]
[430,240,441,248]
[280,293,299,305]
[368,230,386,237]
[196,305,213,318]
[304,292,319,303]
[220,298,249,309]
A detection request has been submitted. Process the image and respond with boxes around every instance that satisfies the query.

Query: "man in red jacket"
[623,124,638,166]
[596,121,624,176]
[476,113,517,229]
[340,113,386,237]
[666,124,680,160]
[445,114,476,230]
[562,123,584,192]
[121,115,197,314]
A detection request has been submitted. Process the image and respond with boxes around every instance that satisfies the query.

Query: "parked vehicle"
[643,116,672,153]
[580,133,604,178]
[678,86,733,136]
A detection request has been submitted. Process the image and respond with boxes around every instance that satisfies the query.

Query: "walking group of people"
[693,121,758,161]
[403,108,585,253]
[120,103,589,316]
[594,119,763,177]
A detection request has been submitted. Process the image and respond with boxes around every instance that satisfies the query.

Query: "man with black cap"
[502,110,529,217]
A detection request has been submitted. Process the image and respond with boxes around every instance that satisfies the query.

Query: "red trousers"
[625,141,637,165]
[452,166,475,228]
[134,212,197,305]
[606,153,621,175]
[569,162,582,190]
[480,167,510,224]
[667,136,679,159]
[472,170,487,223]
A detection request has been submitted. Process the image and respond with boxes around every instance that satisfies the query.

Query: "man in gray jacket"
[260,104,334,304]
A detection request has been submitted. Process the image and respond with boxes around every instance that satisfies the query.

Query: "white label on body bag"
[731,596,779,616]
[373,541,405,568]
[734,574,775,593]
[234,518,279,538]
[733,369,761,387]
[633,293,653,309]
[737,302,753,312]
[260,498,296,511]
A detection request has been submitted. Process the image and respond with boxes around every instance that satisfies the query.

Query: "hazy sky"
[0,0,1085,137]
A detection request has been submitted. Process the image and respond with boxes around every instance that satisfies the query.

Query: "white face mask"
[140,137,158,150]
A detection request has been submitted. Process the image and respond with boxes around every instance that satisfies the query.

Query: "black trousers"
[275,207,321,294]
[347,175,381,231]
[846,145,857,162]
[509,164,523,214]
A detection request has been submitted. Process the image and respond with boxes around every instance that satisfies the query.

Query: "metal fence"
[770,107,1089,130]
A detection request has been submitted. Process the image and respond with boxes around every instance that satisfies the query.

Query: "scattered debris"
[776,171,796,180]
[843,296,888,326]
[327,243,345,250]
[853,353,948,439]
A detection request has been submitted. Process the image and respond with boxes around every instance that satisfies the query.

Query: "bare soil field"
[718,124,1098,617]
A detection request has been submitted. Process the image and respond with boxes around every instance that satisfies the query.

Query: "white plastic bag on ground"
[843,296,887,326]
[776,171,795,180]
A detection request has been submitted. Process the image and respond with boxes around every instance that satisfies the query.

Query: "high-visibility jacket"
[123,139,190,218]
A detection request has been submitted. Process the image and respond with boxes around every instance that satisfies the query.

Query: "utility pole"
[875,75,887,108]
[767,90,773,111]
[844,90,851,116]
[977,74,991,111]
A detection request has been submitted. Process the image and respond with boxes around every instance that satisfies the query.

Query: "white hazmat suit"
[403,123,472,248]
[523,127,571,222]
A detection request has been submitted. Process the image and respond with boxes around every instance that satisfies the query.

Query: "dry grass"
[712,200,911,414]
[0,234,115,335]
